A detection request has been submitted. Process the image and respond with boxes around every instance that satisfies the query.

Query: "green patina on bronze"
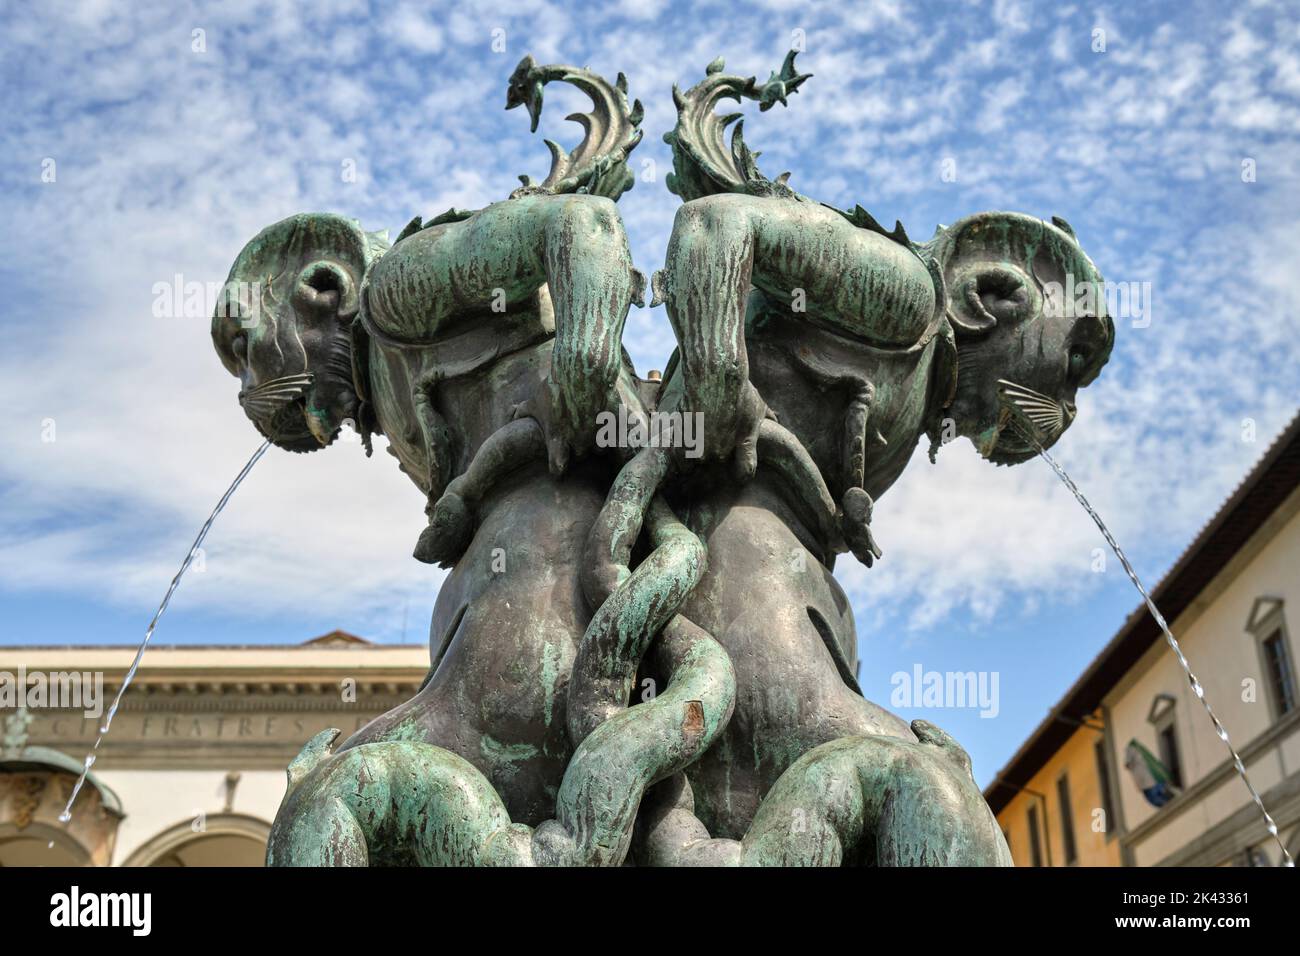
[210,53,1114,867]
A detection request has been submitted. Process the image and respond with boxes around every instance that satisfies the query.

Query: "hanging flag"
[1125,739,1179,807]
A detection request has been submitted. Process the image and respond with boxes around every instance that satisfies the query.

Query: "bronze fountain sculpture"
[210,53,1112,866]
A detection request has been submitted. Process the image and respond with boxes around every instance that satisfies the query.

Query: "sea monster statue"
[209,53,1112,866]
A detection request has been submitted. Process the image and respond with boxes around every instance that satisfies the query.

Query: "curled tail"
[636,722,1012,867]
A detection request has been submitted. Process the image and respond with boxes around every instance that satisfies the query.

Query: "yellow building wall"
[1105,488,1300,866]
[995,719,1123,866]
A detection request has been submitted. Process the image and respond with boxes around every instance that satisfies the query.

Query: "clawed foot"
[674,380,770,481]
[840,486,883,567]
[512,378,589,476]
[413,491,472,567]
[731,385,772,482]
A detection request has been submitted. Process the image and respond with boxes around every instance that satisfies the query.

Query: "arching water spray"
[54,440,272,833]
[1000,395,1294,867]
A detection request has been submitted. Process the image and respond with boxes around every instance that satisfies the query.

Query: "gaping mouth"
[239,373,327,452]
[984,379,1076,465]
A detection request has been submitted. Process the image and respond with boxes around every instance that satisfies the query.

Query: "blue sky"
[1,0,1298,786]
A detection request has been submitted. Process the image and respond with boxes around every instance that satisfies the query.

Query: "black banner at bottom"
[0,865,1289,941]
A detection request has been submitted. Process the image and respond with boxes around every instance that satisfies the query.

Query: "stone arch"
[0,820,93,866]
[121,812,272,867]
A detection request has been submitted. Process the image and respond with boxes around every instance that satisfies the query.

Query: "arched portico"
[121,813,271,867]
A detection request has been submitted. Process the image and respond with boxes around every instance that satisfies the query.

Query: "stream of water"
[54,440,271,831]
[1026,430,1294,867]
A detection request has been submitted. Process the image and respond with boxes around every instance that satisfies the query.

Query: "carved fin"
[396,209,474,244]
[1051,215,1077,238]
[396,216,423,243]
[832,203,912,247]
[286,728,341,792]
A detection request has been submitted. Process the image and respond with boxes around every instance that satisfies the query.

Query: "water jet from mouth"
[1005,413,1293,867]
[53,440,272,830]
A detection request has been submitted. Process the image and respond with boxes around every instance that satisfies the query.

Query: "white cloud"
[992,0,1033,35]
[381,4,446,54]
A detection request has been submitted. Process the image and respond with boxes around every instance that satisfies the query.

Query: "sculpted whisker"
[242,388,306,407]
[996,379,1072,443]
[247,373,313,396]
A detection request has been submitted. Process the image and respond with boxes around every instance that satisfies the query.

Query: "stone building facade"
[0,631,426,866]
